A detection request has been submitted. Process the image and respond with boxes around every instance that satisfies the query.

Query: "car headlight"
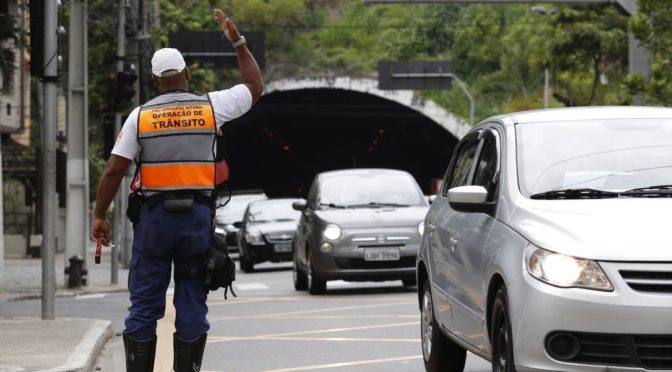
[323,224,342,240]
[245,231,263,245]
[418,221,425,236]
[215,227,225,236]
[524,245,613,291]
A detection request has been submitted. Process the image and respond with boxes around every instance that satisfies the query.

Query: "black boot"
[122,333,156,372]
[173,333,207,372]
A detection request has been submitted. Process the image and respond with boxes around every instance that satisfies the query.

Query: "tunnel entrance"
[224,88,460,198]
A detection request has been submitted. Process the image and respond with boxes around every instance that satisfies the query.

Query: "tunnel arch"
[265,77,471,139]
[223,77,469,197]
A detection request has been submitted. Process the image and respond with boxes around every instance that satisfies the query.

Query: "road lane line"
[208,321,419,343]
[242,336,420,343]
[264,355,423,371]
[209,314,417,321]
[74,293,107,300]
[209,301,415,321]
[154,295,175,372]
[234,282,270,291]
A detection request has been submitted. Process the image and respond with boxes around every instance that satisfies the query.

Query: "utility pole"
[42,0,59,320]
[111,0,128,285]
[66,0,90,277]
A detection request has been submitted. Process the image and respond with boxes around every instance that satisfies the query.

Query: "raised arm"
[213,8,264,103]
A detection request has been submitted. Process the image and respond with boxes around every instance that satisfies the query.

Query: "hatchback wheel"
[491,286,516,372]
[307,251,326,295]
[293,255,307,291]
[421,279,466,372]
[240,250,254,273]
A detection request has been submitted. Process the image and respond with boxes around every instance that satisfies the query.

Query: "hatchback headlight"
[418,221,425,236]
[215,227,225,236]
[524,245,613,291]
[323,224,342,240]
[245,231,263,245]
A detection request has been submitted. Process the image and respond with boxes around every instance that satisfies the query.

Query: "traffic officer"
[90,9,263,372]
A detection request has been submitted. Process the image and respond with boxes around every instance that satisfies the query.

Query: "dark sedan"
[292,169,429,294]
[237,198,301,273]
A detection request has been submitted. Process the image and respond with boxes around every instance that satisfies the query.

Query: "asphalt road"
[2,260,493,372]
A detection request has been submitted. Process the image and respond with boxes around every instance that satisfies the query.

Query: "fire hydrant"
[65,255,88,288]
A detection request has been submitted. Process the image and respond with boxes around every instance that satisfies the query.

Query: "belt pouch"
[127,193,142,223]
[162,194,194,212]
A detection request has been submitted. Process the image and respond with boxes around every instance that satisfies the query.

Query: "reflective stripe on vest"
[136,93,217,192]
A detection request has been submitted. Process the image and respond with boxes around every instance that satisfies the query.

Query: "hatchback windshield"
[516,119,672,197]
[248,200,300,224]
[318,172,426,207]
[217,194,267,223]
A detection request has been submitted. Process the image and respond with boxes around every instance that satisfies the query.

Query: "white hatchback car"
[417,107,672,372]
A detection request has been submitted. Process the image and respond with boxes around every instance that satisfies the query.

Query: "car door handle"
[449,237,458,252]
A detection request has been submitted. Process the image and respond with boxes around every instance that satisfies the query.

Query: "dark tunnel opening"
[223,88,459,198]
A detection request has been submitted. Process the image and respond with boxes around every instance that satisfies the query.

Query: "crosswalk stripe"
[74,294,107,300]
[235,283,270,291]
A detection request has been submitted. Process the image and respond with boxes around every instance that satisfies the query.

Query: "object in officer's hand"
[95,237,102,264]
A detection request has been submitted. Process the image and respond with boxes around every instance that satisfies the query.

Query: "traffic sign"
[169,31,265,69]
[378,61,452,90]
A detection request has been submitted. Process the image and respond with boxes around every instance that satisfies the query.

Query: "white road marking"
[264,355,423,372]
[208,321,419,343]
[74,293,107,300]
[234,282,270,291]
[209,300,414,321]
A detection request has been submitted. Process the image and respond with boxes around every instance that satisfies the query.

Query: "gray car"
[417,106,672,372]
[237,198,301,273]
[292,168,429,294]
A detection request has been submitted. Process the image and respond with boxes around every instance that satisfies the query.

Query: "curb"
[3,286,128,302]
[42,320,114,372]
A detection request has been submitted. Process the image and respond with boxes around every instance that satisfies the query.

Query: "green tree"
[629,0,672,105]
[548,5,629,106]
[0,12,19,93]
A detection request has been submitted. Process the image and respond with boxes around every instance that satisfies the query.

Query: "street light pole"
[531,6,554,109]
[449,73,474,126]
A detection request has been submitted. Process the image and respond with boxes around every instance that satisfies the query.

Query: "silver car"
[417,107,672,372]
[292,168,429,294]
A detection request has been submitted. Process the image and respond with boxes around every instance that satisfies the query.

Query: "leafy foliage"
[0,13,19,93]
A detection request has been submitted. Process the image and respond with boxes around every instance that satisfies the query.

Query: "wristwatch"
[232,35,246,49]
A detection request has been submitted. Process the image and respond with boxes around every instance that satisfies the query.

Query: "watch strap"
[232,35,246,49]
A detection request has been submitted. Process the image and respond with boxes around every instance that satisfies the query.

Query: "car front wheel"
[293,255,307,291]
[421,279,466,372]
[491,286,516,372]
[307,250,326,295]
[240,249,254,273]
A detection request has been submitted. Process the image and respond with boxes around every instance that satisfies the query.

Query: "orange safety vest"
[133,92,218,193]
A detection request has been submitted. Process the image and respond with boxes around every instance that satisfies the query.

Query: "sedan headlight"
[215,227,225,236]
[323,224,342,240]
[418,221,425,236]
[245,231,263,245]
[524,245,613,291]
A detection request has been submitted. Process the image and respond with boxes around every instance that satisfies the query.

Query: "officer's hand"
[90,217,111,246]
[213,8,241,43]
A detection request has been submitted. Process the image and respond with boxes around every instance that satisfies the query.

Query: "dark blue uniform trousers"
[125,201,211,341]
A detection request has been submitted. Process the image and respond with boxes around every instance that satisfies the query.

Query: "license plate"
[364,247,400,261]
[274,243,292,253]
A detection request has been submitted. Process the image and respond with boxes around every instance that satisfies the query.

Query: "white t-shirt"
[111,84,253,160]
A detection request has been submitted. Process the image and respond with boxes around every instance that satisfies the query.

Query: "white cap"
[151,48,186,77]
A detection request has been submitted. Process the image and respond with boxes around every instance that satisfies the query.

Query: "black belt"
[142,192,212,206]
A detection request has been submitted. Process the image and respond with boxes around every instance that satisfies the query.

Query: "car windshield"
[516,119,672,197]
[248,200,300,224]
[216,194,266,223]
[318,172,426,208]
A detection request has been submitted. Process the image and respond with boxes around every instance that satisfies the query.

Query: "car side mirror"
[427,195,437,205]
[447,186,494,214]
[233,221,242,229]
[292,200,307,211]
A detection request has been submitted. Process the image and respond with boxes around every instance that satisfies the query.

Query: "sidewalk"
[0,243,129,372]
